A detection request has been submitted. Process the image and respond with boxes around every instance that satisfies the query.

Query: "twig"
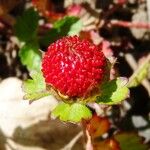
[110,20,150,29]
[124,53,150,96]
[124,53,138,69]
[6,139,18,150]
[60,131,83,150]
[85,129,93,150]
[146,0,150,23]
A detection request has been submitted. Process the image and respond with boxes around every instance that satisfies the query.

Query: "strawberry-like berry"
[42,36,106,98]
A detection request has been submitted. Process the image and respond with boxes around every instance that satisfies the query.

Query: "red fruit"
[42,36,106,98]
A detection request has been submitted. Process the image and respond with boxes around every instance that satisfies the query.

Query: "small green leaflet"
[14,8,39,42]
[114,132,149,150]
[23,71,50,101]
[52,102,92,122]
[127,55,150,88]
[96,78,129,105]
[19,42,41,71]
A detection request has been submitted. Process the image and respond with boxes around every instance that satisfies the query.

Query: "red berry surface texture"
[42,36,106,98]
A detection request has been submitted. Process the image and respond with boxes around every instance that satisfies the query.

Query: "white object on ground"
[0,77,58,150]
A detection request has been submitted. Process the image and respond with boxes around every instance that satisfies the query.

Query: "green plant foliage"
[39,28,59,47]
[23,71,50,101]
[127,55,150,88]
[40,16,82,47]
[96,78,129,105]
[52,102,92,122]
[14,8,41,72]
[14,8,39,42]
[114,132,149,150]
[68,20,83,36]
[19,42,41,71]
[53,16,79,29]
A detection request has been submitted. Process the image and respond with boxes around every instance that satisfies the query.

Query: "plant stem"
[110,20,150,29]
[81,120,93,150]
[60,131,83,150]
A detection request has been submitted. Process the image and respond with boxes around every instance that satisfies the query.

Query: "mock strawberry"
[42,36,106,99]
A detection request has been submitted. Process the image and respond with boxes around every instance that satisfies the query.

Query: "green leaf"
[52,103,92,122]
[19,42,41,71]
[127,55,150,88]
[14,8,39,42]
[114,132,149,150]
[23,71,50,100]
[96,78,129,105]
[40,16,82,47]
[39,28,60,47]
[53,16,79,29]
[68,20,83,36]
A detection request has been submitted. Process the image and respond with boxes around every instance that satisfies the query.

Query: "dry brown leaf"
[87,114,110,139]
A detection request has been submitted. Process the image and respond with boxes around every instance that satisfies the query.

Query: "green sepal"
[52,102,92,122]
[23,71,50,101]
[96,78,129,105]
